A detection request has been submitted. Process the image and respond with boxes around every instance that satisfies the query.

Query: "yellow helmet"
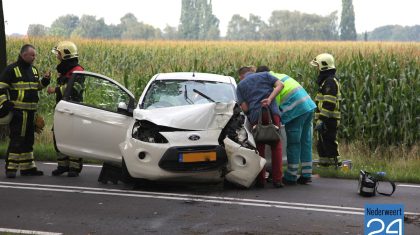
[52,41,78,60]
[310,53,335,71]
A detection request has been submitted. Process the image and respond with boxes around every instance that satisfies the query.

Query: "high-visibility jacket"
[270,72,316,124]
[315,73,341,121]
[0,58,50,111]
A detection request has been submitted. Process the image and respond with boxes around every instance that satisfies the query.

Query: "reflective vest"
[270,72,316,124]
[315,77,341,120]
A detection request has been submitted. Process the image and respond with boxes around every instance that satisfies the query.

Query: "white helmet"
[310,53,335,71]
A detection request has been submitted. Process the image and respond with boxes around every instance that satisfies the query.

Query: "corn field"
[3,37,420,148]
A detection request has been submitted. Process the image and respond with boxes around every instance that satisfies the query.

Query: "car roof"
[153,72,236,84]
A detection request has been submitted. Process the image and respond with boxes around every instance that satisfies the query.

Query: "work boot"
[6,171,17,178]
[52,166,69,176]
[282,178,297,186]
[273,181,284,188]
[297,176,312,185]
[67,170,79,177]
[21,168,44,176]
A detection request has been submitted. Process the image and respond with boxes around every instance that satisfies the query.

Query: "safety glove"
[34,114,45,134]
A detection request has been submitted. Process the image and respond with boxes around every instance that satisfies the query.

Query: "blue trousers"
[284,111,313,181]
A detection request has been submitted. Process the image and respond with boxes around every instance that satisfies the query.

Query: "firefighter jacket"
[0,56,50,112]
[270,71,316,124]
[54,58,84,103]
[315,69,341,122]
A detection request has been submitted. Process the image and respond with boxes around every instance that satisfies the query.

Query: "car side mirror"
[117,102,132,116]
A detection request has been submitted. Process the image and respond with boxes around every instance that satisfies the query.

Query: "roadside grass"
[313,142,420,183]
[1,129,419,183]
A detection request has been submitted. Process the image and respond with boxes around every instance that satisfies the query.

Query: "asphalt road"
[0,161,419,235]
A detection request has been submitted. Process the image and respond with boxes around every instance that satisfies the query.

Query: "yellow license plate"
[179,152,216,163]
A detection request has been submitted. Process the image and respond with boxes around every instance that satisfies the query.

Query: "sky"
[2,0,420,36]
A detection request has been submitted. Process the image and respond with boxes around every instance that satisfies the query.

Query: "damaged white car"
[54,71,265,187]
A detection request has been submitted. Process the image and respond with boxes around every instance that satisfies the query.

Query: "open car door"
[53,71,136,163]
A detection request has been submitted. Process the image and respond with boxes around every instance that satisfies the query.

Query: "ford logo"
[188,134,200,141]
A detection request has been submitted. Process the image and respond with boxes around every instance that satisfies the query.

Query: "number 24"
[367,218,402,235]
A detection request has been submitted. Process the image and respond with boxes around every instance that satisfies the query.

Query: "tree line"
[21,0,419,41]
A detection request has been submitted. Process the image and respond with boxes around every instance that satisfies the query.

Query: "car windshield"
[142,80,236,109]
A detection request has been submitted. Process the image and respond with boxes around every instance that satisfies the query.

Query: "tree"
[0,0,6,71]
[226,14,268,40]
[71,15,108,39]
[340,0,357,40]
[49,14,79,37]
[368,25,420,41]
[226,14,249,40]
[163,25,178,40]
[118,13,161,40]
[266,10,338,41]
[27,24,49,37]
[178,0,219,40]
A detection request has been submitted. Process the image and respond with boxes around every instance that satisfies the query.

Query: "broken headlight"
[132,120,169,143]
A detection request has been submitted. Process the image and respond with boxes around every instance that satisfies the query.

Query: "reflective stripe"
[286,170,298,176]
[302,169,312,174]
[6,162,18,170]
[280,95,311,115]
[0,94,7,104]
[14,67,22,77]
[8,152,33,160]
[20,161,36,170]
[12,101,37,110]
[0,82,9,89]
[69,161,82,169]
[21,111,28,136]
[18,90,24,101]
[323,95,337,103]
[10,82,39,90]
[32,67,38,75]
[320,109,340,119]
[288,164,299,168]
[280,76,290,83]
[315,94,323,101]
[301,162,312,167]
[279,86,303,106]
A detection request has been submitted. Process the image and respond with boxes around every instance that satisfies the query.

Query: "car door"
[54,71,136,163]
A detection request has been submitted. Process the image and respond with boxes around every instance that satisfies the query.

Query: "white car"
[54,71,266,187]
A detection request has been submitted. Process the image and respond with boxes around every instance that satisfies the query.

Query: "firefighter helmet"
[52,41,78,60]
[310,53,335,71]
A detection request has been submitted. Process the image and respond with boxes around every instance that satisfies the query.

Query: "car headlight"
[132,120,169,143]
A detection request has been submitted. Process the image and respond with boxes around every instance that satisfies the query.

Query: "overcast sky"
[2,0,419,36]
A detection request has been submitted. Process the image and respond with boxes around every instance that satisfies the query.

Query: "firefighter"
[0,44,50,178]
[256,66,316,185]
[48,41,84,177]
[310,53,341,167]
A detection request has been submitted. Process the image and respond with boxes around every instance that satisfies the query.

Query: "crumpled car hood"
[133,102,236,130]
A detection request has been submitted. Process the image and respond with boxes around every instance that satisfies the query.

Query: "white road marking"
[42,162,102,168]
[0,228,62,235]
[1,181,419,216]
[397,184,420,188]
